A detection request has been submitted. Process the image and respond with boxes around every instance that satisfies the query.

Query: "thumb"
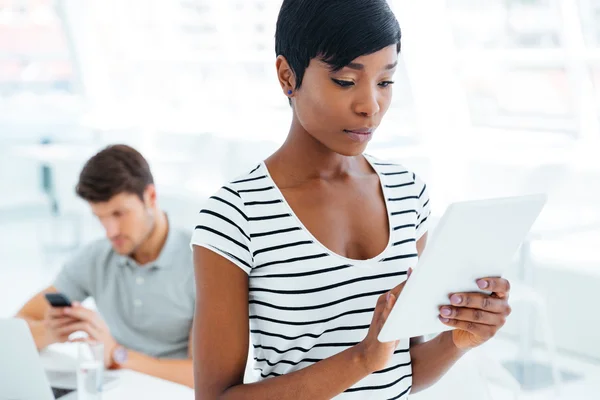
[389,279,408,299]
[390,267,413,298]
[378,292,397,330]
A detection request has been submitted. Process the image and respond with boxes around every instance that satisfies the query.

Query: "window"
[447,0,582,135]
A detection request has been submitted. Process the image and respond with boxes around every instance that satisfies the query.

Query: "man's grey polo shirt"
[53,227,195,359]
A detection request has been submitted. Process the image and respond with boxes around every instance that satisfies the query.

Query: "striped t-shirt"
[191,154,431,399]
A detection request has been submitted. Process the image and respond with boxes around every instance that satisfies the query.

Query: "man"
[16,144,195,388]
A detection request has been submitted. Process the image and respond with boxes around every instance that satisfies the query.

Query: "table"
[40,343,194,400]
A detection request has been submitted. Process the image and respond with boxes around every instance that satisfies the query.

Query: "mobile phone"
[45,293,72,308]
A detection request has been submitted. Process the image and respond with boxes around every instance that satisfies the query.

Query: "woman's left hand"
[438,277,512,350]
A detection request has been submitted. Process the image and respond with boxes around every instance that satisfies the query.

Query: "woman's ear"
[276,55,296,96]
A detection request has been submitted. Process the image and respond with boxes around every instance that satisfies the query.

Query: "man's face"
[89,188,155,256]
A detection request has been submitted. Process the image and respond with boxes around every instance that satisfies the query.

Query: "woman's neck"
[266,118,367,186]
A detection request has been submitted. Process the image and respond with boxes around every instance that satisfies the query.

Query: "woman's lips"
[344,129,374,143]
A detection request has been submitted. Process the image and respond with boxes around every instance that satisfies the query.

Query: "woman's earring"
[287,89,293,96]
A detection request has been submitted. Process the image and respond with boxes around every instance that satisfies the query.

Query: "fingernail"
[407,268,413,278]
[441,307,452,316]
[477,280,489,289]
[63,308,70,314]
[386,293,391,303]
[439,316,450,323]
[450,295,462,305]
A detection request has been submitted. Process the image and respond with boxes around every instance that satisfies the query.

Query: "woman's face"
[284,45,398,156]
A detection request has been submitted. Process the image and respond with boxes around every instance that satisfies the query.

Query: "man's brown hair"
[76,144,154,203]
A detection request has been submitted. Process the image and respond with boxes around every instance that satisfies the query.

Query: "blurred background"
[0,0,599,399]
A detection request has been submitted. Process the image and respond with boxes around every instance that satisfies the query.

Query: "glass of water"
[77,341,104,400]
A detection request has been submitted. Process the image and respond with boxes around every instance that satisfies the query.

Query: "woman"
[191,1,512,399]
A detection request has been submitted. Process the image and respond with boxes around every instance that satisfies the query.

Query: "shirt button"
[136,277,144,285]
[134,299,143,307]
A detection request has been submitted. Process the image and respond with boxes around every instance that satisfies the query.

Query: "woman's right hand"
[355,269,412,374]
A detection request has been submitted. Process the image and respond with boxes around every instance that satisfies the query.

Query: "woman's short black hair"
[275,0,401,90]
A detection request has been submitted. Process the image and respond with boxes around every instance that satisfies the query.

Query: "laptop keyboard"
[52,387,75,399]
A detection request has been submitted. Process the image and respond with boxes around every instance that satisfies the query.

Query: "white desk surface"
[41,343,194,400]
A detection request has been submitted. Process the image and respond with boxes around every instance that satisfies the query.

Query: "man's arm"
[64,304,195,388]
[15,285,75,350]
[115,329,194,388]
[119,351,194,388]
[16,286,56,323]
[17,244,94,349]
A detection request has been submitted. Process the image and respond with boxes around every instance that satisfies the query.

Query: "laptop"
[0,318,59,399]
[0,319,119,399]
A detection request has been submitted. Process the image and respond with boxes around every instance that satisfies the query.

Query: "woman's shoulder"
[200,162,269,212]
[364,153,421,182]
[192,165,265,274]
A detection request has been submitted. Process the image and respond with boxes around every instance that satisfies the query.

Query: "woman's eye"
[332,79,354,88]
[379,81,395,88]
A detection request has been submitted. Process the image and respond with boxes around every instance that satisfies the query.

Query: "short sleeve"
[414,174,431,240]
[191,186,254,275]
[53,246,95,302]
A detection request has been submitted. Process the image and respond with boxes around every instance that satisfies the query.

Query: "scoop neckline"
[260,154,393,266]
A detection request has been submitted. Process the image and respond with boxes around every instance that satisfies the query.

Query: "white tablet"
[378,194,547,342]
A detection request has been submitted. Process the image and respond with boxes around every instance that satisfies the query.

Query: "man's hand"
[63,303,118,368]
[43,306,81,346]
[438,277,512,350]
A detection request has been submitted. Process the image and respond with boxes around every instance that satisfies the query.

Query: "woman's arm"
[408,232,512,393]
[409,232,429,348]
[409,331,466,393]
[409,230,464,392]
[192,246,405,400]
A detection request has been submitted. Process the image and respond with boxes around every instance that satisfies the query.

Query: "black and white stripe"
[191,154,431,399]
